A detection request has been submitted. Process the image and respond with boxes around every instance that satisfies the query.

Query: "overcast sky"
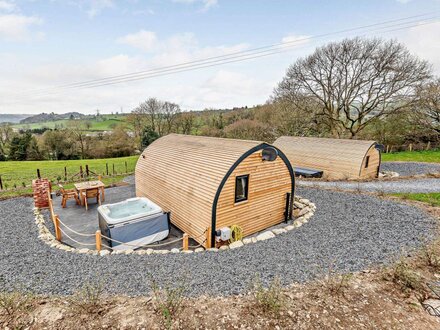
[0,0,439,114]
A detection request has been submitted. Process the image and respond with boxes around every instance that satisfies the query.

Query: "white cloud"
[172,0,218,11]
[117,30,157,52]
[400,21,440,75]
[395,0,412,3]
[281,34,311,48]
[71,0,115,18]
[0,0,16,13]
[0,14,43,41]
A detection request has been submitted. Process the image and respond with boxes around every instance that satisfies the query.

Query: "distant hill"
[0,114,31,124]
[20,112,85,124]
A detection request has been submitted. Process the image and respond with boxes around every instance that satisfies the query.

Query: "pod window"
[235,175,249,203]
[365,156,370,168]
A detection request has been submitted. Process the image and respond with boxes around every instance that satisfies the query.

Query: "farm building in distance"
[273,136,381,180]
[135,134,295,247]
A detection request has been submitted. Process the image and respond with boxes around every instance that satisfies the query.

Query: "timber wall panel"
[274,136,380,180]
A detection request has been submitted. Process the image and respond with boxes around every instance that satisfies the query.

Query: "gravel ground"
[381,162,440,176]
[0,188,436,297]
[298,178,440,193]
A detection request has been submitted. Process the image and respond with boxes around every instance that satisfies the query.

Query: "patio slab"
[49,184,198,251]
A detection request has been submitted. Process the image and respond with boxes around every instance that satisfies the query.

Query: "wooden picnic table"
[74,180,105,205]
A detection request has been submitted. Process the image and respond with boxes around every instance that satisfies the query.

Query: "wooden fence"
[0,161,134,191]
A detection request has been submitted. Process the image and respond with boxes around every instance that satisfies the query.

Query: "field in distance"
[11,114,129,131]
[0,156,138,190]
[382,149,440,163]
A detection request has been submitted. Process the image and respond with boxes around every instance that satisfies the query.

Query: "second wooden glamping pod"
[135,134,295,248]
[273,136,381,180]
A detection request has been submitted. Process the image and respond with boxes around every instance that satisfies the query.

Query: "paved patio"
[49,183,198,250]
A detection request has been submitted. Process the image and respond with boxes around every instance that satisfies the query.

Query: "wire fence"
[0,160,136,191]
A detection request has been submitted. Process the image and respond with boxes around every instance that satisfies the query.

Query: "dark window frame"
[365,155,370,168]
[235,174,249,203]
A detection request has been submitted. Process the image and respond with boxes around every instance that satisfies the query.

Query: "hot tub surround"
[34,195,316,255]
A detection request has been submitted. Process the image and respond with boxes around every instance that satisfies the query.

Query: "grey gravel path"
[0,187,436,297]
[298,178,440,193]
[381,162,440,176]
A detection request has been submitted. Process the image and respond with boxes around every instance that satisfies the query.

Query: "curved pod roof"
[135,134,295,247]
[274,136,380,180]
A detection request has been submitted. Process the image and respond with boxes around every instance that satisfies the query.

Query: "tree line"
[0,37,438,161]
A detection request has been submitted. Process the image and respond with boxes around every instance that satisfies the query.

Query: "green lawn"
[0,156,138,191]
[392,193,440,207]
[382,149,440,163]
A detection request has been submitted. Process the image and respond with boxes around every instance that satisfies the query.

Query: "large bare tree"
[274,37,432,138]
[415,78,440,133]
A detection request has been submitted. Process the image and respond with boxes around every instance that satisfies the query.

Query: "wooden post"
[86,165,90,177]
[0,175,2,190]
[48,191,56,223]
[112,164,115,175]
[37,169,41,179]
[205,227,212,249]
[125,161,128,173]
[106,163,109,176]
[183,233,189,251]
[95,230,102,252]
[64,167,67,181]
[80,166,83,179]
[54,215,62,241]
[409,143,413,152]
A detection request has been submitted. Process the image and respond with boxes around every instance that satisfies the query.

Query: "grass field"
[12,115,129,131]
[0,156,138,191]
[382,149,440,163]
[393,193,440,207]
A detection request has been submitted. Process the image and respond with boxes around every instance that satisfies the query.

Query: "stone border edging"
[34,196,316,256]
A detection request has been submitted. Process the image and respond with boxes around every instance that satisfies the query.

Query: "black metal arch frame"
[210,143,295,247]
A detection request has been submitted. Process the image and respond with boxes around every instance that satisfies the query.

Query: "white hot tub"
[98,197,169,250]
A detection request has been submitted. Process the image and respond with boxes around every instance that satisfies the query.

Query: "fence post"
[86,165,89,177]
[37,169,41,179]
[54,215,62,241]
[112,164,115,175]
[125,161,128,173]
[95,230,102,252]
[0,175,2,190]
[183,233,189,251]
[47,191,56,224]
[80,166,83,179]
[64,167,67,182]
[205,227,211,249]
[106,163,109,176]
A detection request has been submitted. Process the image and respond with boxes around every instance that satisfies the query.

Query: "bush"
[149,274,187,328]
[0,286,35,328]
[70,280,105,315]
[388,259,424,293]
[250,275,285,315]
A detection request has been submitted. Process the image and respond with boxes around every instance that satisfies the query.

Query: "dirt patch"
[2,270,440,329]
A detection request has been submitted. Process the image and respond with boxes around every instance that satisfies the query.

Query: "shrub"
[389,259,424,293]
[0,283,35,329]
[250,275,285,315]
[149,274,187,328]
[71,280,105,314]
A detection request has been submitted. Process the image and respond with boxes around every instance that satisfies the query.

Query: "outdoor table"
[74,180,105,206]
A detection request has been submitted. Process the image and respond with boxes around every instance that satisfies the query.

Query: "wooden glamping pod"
[135,134,295,248]
[273,136,381,180]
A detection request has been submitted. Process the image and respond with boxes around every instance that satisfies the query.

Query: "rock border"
[34,196,316,256]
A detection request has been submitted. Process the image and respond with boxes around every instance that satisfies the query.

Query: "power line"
[5,12,440,103]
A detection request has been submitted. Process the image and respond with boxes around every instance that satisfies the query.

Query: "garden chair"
[80,188,101,211]
[421,281,440,317]
[58,184,80,208]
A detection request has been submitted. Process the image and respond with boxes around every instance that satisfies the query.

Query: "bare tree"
[415,78,440,133]
[162,101,181,134]
[274,37,432,138]
[67,120,89,159]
